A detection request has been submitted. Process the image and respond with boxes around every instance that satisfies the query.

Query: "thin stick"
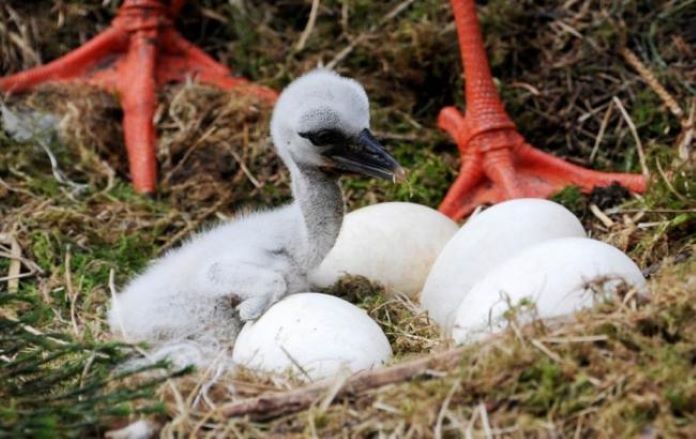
[219,346,467,420]
[541,335,608,344]
[612,96,649,177]
[65,246,80,337]
[295,0,320,51]
[226,141,262,189]
[0,272,36,282]
[530,339,562,363]
[678,98,694,161]
[589,101,613,163]
[620,47,683,118]
[465,403,480,439]
[434,378,461,439]
[318,372,351,411]
[589,204,615,228]
[0,249,43,273]
[655,159,687,202]
[6,232,21,293]
[479,402,493,439]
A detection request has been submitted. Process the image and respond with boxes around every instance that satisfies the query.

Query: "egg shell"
[232,293,392,381]
[309,202,458,297]
[420,198,586,330]
[452,237,647,344]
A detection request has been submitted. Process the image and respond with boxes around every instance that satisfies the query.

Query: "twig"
[655,158,687,202]
[589,204,615,228]
[4,232,21,293]
[573,412,585,439]
[295,0,320,52]
[318,372,351,411]
[219,346,467,420]
[678,99,694,161]
[226,139,262,189]
[434,378,461,439]
[612,96,649,177]
[620,47,683,118]
[509,81,541,96]
[0,249,43,273]
[529,339,562,363]
[606,207,696,214]
[553,19,584,40]
[65,246,80,337]
[0,234,43,291]
[478,402,493,439]
[589,101,613,163]
[78,353,97,400]
[0,272,36,283]
[541,335,608,344]
[465,403,480,439]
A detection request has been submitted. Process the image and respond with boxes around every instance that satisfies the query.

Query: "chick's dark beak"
[325,129,405,182]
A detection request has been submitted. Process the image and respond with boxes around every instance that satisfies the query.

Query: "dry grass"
[156,262,695,437]
[1,0,694,436]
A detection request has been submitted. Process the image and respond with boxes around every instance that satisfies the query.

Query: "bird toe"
[237,295,271,321]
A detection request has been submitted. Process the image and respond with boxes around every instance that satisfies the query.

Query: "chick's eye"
[301,129,345,146]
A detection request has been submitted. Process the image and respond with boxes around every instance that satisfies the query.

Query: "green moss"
[550,185,585,216]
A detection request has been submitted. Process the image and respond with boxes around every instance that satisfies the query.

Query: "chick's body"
[107,69,401,367]
[109,205,314,345]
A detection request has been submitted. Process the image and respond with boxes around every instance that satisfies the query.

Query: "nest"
[0,0,694,436]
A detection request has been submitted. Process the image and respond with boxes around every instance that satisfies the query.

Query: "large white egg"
[452,237,647,343]
[309,202,458,298]
[421,199,586,330]
[232,293,392,381]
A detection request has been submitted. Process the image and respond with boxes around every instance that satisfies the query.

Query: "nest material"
[1,0,695,437]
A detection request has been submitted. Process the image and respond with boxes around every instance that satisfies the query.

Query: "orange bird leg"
[439,152,485,219]
[119,30,159,193]
[517,143,648,193]
[438,0,647,220]
[157,29,277,101]
[0,27,128,92]
[438,106,486,218]
[0,0,277,193]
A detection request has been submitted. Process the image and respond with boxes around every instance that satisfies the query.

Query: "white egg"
[452,237,647,343]
[421,198,586,331]
[309,202,458,298]
[232,293,392,381]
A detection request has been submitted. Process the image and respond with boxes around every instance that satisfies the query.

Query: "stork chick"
[108,70,403,365]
